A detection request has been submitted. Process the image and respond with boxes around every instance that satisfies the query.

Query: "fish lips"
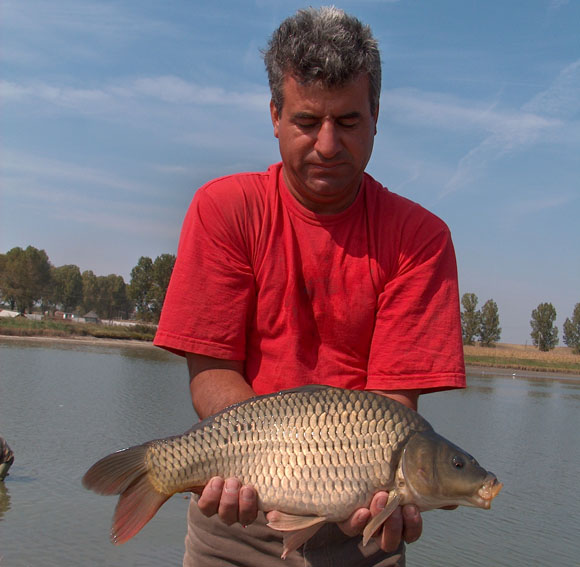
[477,474,503,509]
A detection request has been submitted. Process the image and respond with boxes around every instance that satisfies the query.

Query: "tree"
[0,246,52,313]
[94,274,129,320]
[129,257,154,321]
[479,299,501,347]
[461,293,481,345]
[563,303,580,354]
[530,302,559,351]
[80,270,99,314]
[151,254,176,321]
[128,254,175,322]
[51,264,83,313]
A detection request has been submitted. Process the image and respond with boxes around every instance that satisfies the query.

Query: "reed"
[464,343,580,374]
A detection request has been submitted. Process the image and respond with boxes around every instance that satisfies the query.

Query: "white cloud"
[4,0,170,40]
[1,76,269,112]
[385,87,558,140]
[128,76,268,108]
[510,194,578,217]
[1,151,148,195]
[433,60,578,197]
[523,59,580,120]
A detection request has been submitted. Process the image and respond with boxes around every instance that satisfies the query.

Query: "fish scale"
[143,386,429,518]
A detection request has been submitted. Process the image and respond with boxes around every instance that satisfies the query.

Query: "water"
[1,337,579,566]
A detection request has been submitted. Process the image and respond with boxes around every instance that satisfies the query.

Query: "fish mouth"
[476,474,503,509]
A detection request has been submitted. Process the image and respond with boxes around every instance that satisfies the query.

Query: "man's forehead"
[281,74,372,114]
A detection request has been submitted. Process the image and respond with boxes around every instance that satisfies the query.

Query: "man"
[154,7,465,566]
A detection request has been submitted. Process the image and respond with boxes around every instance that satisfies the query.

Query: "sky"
[1,0,578,345]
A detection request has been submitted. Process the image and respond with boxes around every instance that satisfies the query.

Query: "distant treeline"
[461,292,580,354]
[2,246,579,353]
[0,246,175,323]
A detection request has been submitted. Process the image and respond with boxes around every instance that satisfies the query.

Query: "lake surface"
[1,337,579,566]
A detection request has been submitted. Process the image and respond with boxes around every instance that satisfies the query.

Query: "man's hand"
[338,492,422,552]
[197,476,259,527]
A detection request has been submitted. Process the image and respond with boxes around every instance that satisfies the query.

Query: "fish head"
[401,430,502,511]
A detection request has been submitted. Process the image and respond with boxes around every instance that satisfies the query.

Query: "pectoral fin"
[267,511,327,559]
[362,491,402,546]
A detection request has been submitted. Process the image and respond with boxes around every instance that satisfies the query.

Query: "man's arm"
[187,353,259,526]
[371,389,419,411]
[187,353,254,419]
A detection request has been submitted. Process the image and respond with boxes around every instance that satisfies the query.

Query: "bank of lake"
[2,317,579,377]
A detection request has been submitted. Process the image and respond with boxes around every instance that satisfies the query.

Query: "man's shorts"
[183,498,405,567]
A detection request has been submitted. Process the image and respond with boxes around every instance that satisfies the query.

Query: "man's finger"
[337,508,371,537]
[197,476,224,517]
[402,505,422,544]
[238,485,258,527]
[378,506,403,553]
[217,477,242,525]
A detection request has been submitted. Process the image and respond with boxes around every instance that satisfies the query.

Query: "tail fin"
[83,445,170,544]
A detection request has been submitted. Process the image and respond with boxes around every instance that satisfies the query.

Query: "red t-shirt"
[154,163,465,395]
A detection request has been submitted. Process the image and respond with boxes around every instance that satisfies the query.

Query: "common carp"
[83,385,502,558]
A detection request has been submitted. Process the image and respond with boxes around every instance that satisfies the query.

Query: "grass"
[2,317,579,375]
[464,343,580,375]
[0,317,156,342]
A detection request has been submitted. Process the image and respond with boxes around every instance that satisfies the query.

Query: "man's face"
[270,74,378,214]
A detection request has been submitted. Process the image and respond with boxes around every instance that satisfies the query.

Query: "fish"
[83,385,502,558]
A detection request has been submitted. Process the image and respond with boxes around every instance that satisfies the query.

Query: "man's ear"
[270,99,280,139]
[373,102,379,136]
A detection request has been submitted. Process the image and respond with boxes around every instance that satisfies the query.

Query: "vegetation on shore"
[0,317,156,342]
[464,343,580,375]
[0,245,175,323]
[1,318,579,376]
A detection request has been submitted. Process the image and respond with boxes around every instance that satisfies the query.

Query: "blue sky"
[1,0,578,345]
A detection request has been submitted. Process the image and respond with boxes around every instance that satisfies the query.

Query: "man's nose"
[314,120,341,159]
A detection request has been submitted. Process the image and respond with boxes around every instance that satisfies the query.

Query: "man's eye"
[296,121,318,129]
[338,119,358,128]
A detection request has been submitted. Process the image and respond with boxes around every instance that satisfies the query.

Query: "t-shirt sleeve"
[366,213,465,393]
[153,180,256,359]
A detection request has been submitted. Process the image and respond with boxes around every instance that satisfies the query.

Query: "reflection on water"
[0,482,11,520]
[0,337,579,567]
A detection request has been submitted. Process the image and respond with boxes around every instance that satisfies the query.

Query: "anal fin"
[267,510,327,532]
[362,491,401,546]
[267,511,327,559]
[282,523,325,559]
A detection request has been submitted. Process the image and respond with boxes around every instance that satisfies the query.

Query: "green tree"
[530,302,559,351]
[51,264,83,313]
[94,274,129,320]
[0,246,52,313]
[563,303,580,354]
[479,299,501,347]
[151,253,176,321]
[129,256,154,321]
[80,270,99,314]
[461,293,481,345]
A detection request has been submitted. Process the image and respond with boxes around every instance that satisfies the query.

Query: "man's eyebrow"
[291,111,319,120]
[337,111,362,120]
[291,111,362,120]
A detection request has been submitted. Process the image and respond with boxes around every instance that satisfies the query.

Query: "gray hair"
[263,6,381,115]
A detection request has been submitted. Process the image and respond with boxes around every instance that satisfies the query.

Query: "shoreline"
[2,333,579,382]
[0,333,156,350]
[464,364,580,383]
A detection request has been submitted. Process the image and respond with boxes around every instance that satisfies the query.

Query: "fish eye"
[452,455,465,469]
